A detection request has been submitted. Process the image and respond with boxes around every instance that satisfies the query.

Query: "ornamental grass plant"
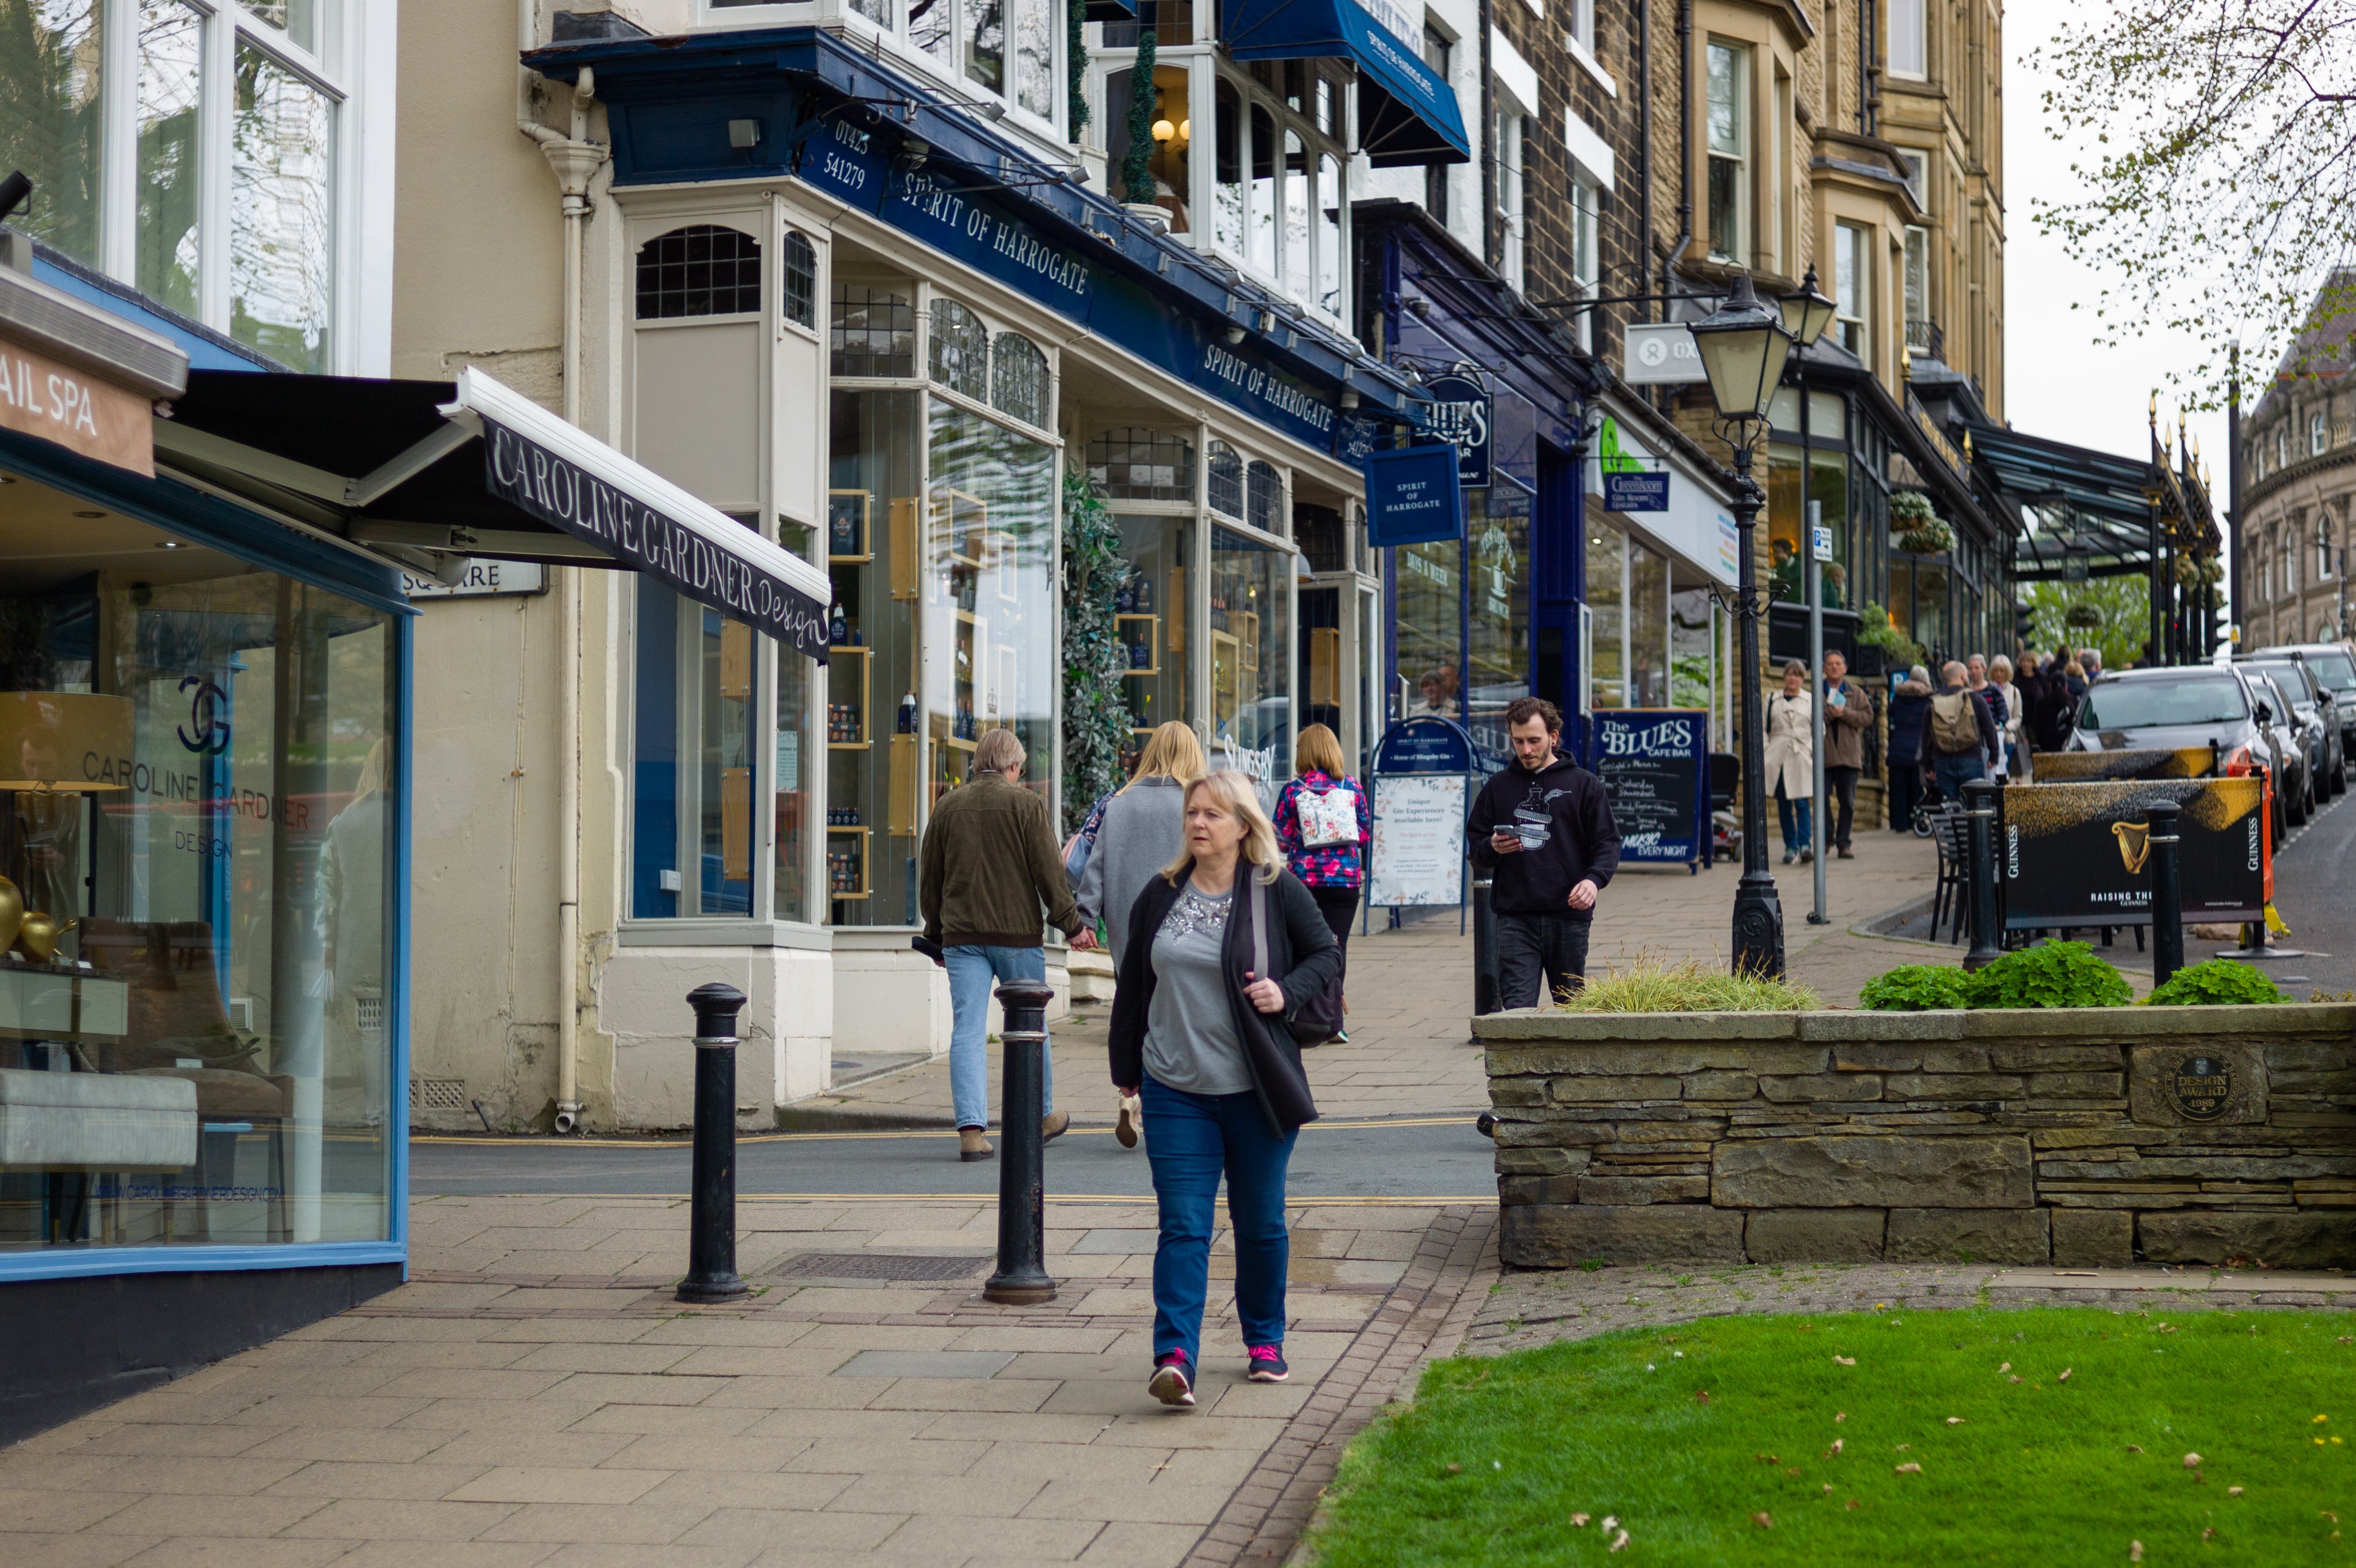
[1556,952,1819,1014]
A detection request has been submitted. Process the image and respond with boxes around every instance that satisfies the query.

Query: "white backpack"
[1296,783,1359,848]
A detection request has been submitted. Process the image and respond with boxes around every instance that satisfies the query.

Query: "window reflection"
[136,1,204,317]
[0,0,104,266]
[231,41,333,372]
[1209,525,1290,799]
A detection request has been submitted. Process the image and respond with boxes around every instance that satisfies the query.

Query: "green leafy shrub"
[2145,959,2284,1007]
[1860,964,1975,1011]
[1964,942,2132,1009]
[1554,953,1819,1013]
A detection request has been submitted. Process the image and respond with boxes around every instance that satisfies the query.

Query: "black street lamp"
[1688,272,1798,978]
[1780,265,1837,352]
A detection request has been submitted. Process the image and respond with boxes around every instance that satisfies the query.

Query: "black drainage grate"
[771,1252,991,1283]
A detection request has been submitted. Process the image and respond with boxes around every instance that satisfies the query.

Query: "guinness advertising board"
[1999,778,2266,930]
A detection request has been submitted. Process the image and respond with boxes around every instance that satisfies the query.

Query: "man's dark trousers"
[1826,765,1861,849]
[1497,912,1592,1009]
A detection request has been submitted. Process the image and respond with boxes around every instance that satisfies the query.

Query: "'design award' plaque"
[2171,1055,2234,1122]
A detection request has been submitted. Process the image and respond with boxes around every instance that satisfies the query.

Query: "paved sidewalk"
[1467,1260,2356,1358]
[0,1196,1497,1567]
[804,830,1947,1132]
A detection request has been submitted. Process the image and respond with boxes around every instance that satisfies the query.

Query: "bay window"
[0,0,361,372]
[1835,220,1869,359]
[1705,41,1748,264]
[713,0,1066,136]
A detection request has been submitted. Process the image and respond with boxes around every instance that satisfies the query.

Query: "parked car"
[2253,642,2356,771]
[2248,669,2318,825]
[2239,654,2345,800]
[2070,666,2292,846]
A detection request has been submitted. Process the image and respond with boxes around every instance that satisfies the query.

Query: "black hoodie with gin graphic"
[1464,754,1623,918]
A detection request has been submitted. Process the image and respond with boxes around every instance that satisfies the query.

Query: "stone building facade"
[2240,273,2356,649]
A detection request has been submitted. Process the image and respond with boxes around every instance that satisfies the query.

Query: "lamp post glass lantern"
[1687,273,1798,979]
[1781,265,1837,351]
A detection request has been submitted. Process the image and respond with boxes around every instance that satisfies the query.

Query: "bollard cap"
[994,980,1057,1009]
[2143,800,2182,820]
[687,982,748,1043]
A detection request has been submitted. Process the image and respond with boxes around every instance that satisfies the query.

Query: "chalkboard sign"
[1591,709,1709,868]
[2000,778,2268,929]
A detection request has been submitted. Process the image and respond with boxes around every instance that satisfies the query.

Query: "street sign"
[1812,524,1833,563]
[1603,471,1669,511]
[1421,373,1492,489]
[1364,443,1465,547]
[1623,322,1707,386]
[402,559,549,599]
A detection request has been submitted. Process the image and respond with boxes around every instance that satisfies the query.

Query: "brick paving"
[1466,1259,2356,1358]
[0,1195,1499,1567]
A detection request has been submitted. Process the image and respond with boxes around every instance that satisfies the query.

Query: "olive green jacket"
[918,771,1082,949]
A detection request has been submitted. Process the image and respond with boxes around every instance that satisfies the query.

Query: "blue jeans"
[944,945,1053,1129]
[1933,750,1987,807]
[1141,1074,1299,1365]
[1774,787,1813,856]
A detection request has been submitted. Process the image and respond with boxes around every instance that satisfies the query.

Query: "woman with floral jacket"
[1270,725,1372,1041]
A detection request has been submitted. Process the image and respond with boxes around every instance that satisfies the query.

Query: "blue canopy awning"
[1222,0,1471,167]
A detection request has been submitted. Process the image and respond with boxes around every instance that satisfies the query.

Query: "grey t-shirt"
[1143,884,1251,1096]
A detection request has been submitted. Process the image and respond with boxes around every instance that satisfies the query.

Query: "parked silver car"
[2238,655,2345,802]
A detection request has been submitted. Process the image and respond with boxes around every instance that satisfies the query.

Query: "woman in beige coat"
[1763,659,1815,864]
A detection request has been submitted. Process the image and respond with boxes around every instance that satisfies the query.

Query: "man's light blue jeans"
[945,944,1053,1130]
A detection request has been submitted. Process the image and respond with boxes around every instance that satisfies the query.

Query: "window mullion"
[99,0,139,281]
[199,3,233,330]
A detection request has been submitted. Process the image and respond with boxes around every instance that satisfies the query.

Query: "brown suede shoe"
[1041,1110,1071,1144]
[1836,846,1855,859]
[959,1127,994,1161]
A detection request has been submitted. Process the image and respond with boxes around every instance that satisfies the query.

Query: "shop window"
[1586,522,1626,708]
[1092,427,1195,502]
[930,298,989,400]
[1767,445,1850,609]
[636,225,762,320]
[1210,525,1293,798]
[1629,538,1669,706]
[1671,588,1717,718]
[991,331,1049,428]
[781,230,817,330]
[1398,534,1461,718]
[631,577,759,921]
[1116,514,1193,749]
[1467,483,1532,757]
[827,390,923,925]
[1106,63,1193,231]
[1208,443,1245,518]
[1296,503,1349,574]
[926,403,1057,818]
[1247,461,1283,534]
[0,498,396,1254]
[832,284,916,377]
[1299,585,1343,737]
[1705,41,1748,264]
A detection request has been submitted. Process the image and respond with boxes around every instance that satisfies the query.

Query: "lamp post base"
[1732,872,1785,980]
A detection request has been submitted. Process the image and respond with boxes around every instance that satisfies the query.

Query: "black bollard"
[1961,779,2003,971]
[1472,877,1499,1015]
[2147,800,2184,987]
[676,982,749,1304]
[984,979,1058,1305]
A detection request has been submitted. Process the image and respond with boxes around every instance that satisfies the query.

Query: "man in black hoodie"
[1466,697,1622,1008]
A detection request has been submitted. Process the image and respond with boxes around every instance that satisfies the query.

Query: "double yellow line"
[414,1114,1475,1150]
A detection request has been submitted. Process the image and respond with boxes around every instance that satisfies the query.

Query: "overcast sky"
[2002,6,2232,507]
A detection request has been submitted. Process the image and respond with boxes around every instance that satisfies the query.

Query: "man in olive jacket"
[1820,650,1874,858]
[920,728,1094,1160]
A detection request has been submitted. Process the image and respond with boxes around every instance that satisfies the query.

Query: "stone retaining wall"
[1480,1004,2356,1269]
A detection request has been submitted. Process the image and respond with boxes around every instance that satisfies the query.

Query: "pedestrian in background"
[1466,697,1621,1008]
[1108,771,1341,1407]
[1077,720,1206,1148]
[1766,660,1816,864]
[1820,650,1871,859]
[1920,659,2001,807]
[1271,723,1371,1043]
[919,728,1094,1163]
[1886,664,1934,831]
[1990,655,2027,781]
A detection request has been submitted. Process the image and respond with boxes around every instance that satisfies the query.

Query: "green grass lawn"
[1308,1306,2356,1566]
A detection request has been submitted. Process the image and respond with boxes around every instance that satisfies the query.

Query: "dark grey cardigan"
[1108,860,1341,1134]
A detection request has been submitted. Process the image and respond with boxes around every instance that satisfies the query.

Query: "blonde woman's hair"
[1990,654,2014,681]
[1160,770,1282,886]
[1126,720,1206,790]
[1294,723,1347,778]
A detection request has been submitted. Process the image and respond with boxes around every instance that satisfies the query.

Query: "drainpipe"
[1636,0,1652,324]
[1478,0,1496,269]
[1664,0,1692,306]
[518,4,603,1134]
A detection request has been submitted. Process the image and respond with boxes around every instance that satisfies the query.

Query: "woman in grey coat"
[1077,721,1205,1146]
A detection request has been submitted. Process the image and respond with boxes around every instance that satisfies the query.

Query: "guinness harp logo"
[2172,1054,2233,1121]
[2112,819,2153,874]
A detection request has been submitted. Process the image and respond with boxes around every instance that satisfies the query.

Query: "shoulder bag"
[1249,874,1344,1048]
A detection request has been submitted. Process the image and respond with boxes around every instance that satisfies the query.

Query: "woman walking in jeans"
[1271,724,1371,1042]
[1109,771,1341,1407]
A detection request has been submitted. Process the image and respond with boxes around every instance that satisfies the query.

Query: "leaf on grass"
[2158,1324,2177,1335]
[2127,1445,2143,1454]
[2322,1510,2339,1525]
[2130,1542,2143,1563]
[1895,1461,1923,1474]
[1835,1355,1857,1366]
[1825,1440,1844,1457]
[2057,1368,2074,1383]
[1752,1512,1774,1529]
[1822,1484,1834,1495]
[1570,1513,1590,1527]
[1999,1362,2012,1373]
[1603,1516,1619,1532]
[2203,1528,2217,1543]
[1947,1417,1966,1425]
[1835,1412,1848,1423]
[2009,1375,2023,1385]
[1608,1529,1631,1553]
[1785,1467,1800,1477]
[2227,1487,2243,1498]
[1446,1464,1461,1474]
[1695,1389,1711,1404]
[1757,1454,1781,1464]
[1844,1498,1860,1512]
[2184,1453,2203,1469]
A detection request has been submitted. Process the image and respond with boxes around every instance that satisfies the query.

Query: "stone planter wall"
[1480,1005,2356,1270]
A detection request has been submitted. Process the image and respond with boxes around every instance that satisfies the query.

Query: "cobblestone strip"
[1183,1205,1500,1568]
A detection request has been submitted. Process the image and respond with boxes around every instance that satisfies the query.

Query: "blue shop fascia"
[1354,200,1743,771]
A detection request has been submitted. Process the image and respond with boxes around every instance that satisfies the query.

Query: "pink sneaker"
[1149,1351,1196,1407]
[1246,1345,1290,1383]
